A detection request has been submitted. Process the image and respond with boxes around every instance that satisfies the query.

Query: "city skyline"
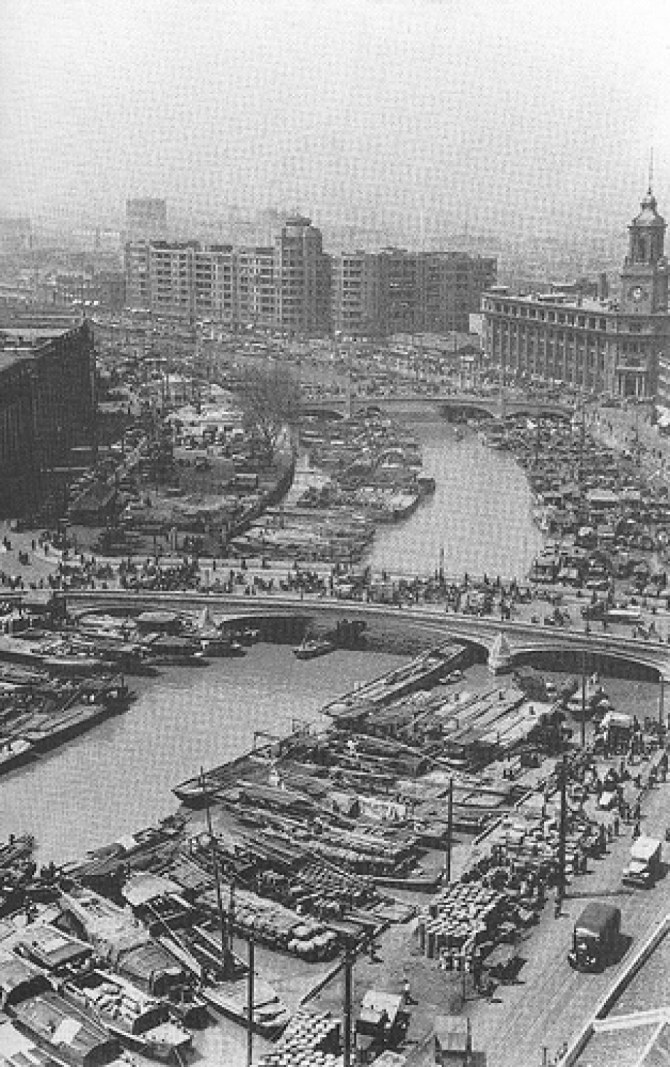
[1,0,669,245]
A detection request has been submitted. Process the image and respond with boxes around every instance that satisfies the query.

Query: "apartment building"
[331,249,496,336]
[125,217,493,337]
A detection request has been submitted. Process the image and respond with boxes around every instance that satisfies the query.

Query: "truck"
[568,902,621,972]
[622,836,662,889]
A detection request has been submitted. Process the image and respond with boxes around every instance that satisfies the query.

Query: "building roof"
[632,188,666,228]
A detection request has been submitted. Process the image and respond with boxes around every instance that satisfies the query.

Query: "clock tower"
[619,186,668,315]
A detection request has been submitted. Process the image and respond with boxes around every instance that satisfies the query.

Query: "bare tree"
[235,361,300,461]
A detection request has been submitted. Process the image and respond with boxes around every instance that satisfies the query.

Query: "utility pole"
[445,778,454,882]
[246,929,255,1067]
[659,675,665,727]
[343,944,353,1067]
[557,755,567,910]
[581,652,587,749]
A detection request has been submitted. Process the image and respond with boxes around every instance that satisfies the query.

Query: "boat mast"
[200,768,233,977]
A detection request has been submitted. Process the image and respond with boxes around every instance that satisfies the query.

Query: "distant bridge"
[299,393,572,420]
[63,591,670,683]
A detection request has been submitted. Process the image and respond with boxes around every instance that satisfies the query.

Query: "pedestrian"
[402,976,411,1004]
[633,821,641,839]
[598,824,607,853]
[614,813,620,836]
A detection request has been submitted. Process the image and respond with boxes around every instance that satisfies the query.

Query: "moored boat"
[13,921,192,1063]
[144,636,207,667]
[292,637,336,661]
[58,970,192,1062]
[198,636,245,658]
[56,887,187,1001]
[0,950,123,1067]
[0,737,35,774]
[122,874,291,1038]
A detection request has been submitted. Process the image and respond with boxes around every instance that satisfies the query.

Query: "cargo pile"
[201,885,340,961]
[483,794,603,877]
[418,883,506,962]
[253,1009,341,1067]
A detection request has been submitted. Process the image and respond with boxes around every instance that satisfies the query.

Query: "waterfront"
[0,646,407,863]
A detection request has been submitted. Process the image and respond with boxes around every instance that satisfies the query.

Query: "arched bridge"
[299,393,572,420]
[62,590,670,682]
[437,613,670,682]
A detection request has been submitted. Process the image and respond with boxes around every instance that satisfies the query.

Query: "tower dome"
[632,187,666,228]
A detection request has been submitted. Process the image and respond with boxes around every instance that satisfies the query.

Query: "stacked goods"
[485,804,597,877]
[201,886,340,961]
[298,861,376,909]
[417,883,506,962]
[253,1010,341,1067]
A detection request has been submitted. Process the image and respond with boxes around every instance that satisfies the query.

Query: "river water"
[367,421,543,578]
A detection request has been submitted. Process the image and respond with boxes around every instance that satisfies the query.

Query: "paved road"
[464,773,670,1067]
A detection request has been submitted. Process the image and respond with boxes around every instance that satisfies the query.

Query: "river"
[0,646,407,863]
[367,420,543,578]
[1,420,547,863]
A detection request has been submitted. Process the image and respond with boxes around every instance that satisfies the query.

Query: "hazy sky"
[1,0,669,239]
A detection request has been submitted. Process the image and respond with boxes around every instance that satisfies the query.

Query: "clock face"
[630,285,646,303]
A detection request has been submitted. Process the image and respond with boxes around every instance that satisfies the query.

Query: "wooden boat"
[58,970,192,1061]
[56,887,187,1001]
[15,921,192,1062]
[0,737,35,774]
[198,636,245,658]
[122,872,291,1038]
[292,637,336,660]
[0,950,123,1067]
[145,636,207,666]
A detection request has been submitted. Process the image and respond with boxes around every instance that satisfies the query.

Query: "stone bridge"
[299,393,572,420]
[63,590,670,683]
[436,613,670,682]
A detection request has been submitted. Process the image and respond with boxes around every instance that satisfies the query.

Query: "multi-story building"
[330,251,381,336]
[0,320,95,516]
[149,242,197,320]
[124,217,493,337]
[481,187,670,400]
[125,198,167,242]
[236,246,276,330]
[125,217,331,333]
[274,216,331,334]
[330,248,496,336]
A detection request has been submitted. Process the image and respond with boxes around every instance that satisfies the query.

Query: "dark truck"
[568,902,621,972]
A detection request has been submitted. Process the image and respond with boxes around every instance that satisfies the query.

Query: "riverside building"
[125,216,493,337]
[0,320,95,516]
[482,187,670,400]
[331,248,496,336]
